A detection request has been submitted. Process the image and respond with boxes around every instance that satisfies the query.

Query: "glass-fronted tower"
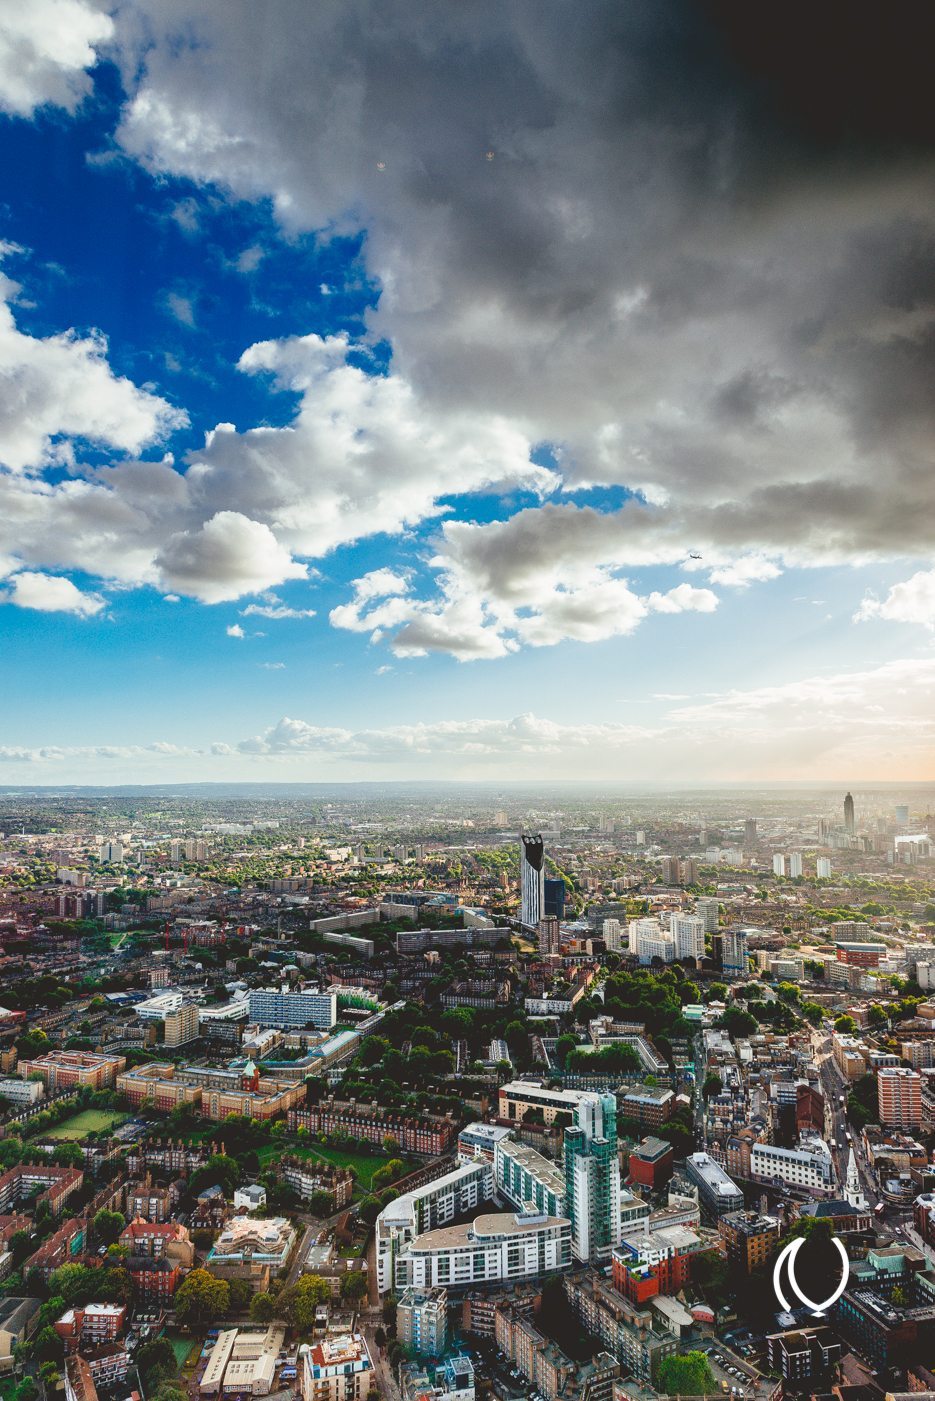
[563,1092,621,1263]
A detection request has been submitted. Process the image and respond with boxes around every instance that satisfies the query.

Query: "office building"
[816,857,832,878]
[206,1217,296,1291]
[766,1328,841,1384]
[396,1288,448,1358]
[627,1137,673,1191]
[844,791,855,835]
[718,1211,780,1274]
[669,913,705,962]
[877,1067,923,1128]
[564,1093,622,1263]
[750,1139,833,1192]
[247,987,337,1030]
[520,834,546,928]
[543,877,565,921]
[685,1154,744,1223]
[619,1085,673,1128]
[393,1210,571,1292]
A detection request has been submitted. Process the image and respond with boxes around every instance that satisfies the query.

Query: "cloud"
[226,622,245,637]
[229,655,935,776]
[166,291,196,327]
[331,547,719,659]
[4,571,104,615]
[236,244,264,273]
[855,567,935,627]
[0,275,187,473]
[241,599,316,620]
[156,511,307,603]
[0,0,113,117]
[101,0,935,610]
[259,660,285,669]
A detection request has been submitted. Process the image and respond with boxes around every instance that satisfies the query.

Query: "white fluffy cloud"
[0,275,186,473]
[155,511,307,604]
[228,656,935,777]
[0,0,113,117]
[4,570,104,615]
[855,568,935,628]
[331,550,719,659]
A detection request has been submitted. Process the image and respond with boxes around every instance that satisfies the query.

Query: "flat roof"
[408,1211,568,1252]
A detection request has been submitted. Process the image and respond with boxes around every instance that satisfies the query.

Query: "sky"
[0,0,934,784]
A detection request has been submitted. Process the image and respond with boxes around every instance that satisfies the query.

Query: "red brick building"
[627,1136,674,1191]
[288,1098,456,1155]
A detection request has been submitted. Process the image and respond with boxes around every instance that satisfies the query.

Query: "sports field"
[44,1109,128,1140]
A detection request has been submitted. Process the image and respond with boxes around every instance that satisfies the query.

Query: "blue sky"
[0,3,933,782]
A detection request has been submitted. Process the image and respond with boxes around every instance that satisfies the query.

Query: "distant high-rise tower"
[744,818,757,849]
[538,915,561,957]
[789,852,803,878]
[543,877,566,920]
[520,834,545,928]
[844,792,855,836]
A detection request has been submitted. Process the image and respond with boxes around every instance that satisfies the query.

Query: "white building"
[789,853,803,878]
[233,1184,267,1213]
[376,1161,493,1294]
[772,854,786,878]
[247,987,337,1030]
[602,918,623,952]
[300,1334,373,1401]
[669,913,705,962]
[564,1093,622,1263]
[695,897,720,933]
[816,857,832,879]
[750,1138,833,1192]
[393,1209,571,1292]
[629,918,675,964]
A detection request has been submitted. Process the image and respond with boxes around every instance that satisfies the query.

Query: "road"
[361,1324,401,1401]
[812,1030,879,1209]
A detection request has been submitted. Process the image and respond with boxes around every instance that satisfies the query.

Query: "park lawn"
[45,1109,128,1140]
[258,1141,415,1192]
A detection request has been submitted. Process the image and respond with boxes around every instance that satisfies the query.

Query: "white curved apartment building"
[393,1209,571,1292]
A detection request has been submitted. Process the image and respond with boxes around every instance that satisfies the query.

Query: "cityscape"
[0,786,933,1401]
[1,6,935,1401]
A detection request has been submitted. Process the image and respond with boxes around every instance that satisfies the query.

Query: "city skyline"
[0,4,934,782]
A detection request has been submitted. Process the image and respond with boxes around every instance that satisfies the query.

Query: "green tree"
[249,1292,277,1325]
[228,1278,252,1314]
[93,1209,126,1246]
[174,1269,230,1327]
[702,1072,723,1101]
[834,1014,857,1034]
[656,1353,717,1396]
[340,1270,368,1303]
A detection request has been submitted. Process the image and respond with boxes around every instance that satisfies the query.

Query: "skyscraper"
[844,792,855,835]
[789,852,803,878]
[538,915,560,956]
[564,1093,621,1263]
[744,818,758,848]
[669,913,705,962]
[721,928,749,980]
[520,834,545,928]
[543,876,566,920]
[816,857,832,879]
